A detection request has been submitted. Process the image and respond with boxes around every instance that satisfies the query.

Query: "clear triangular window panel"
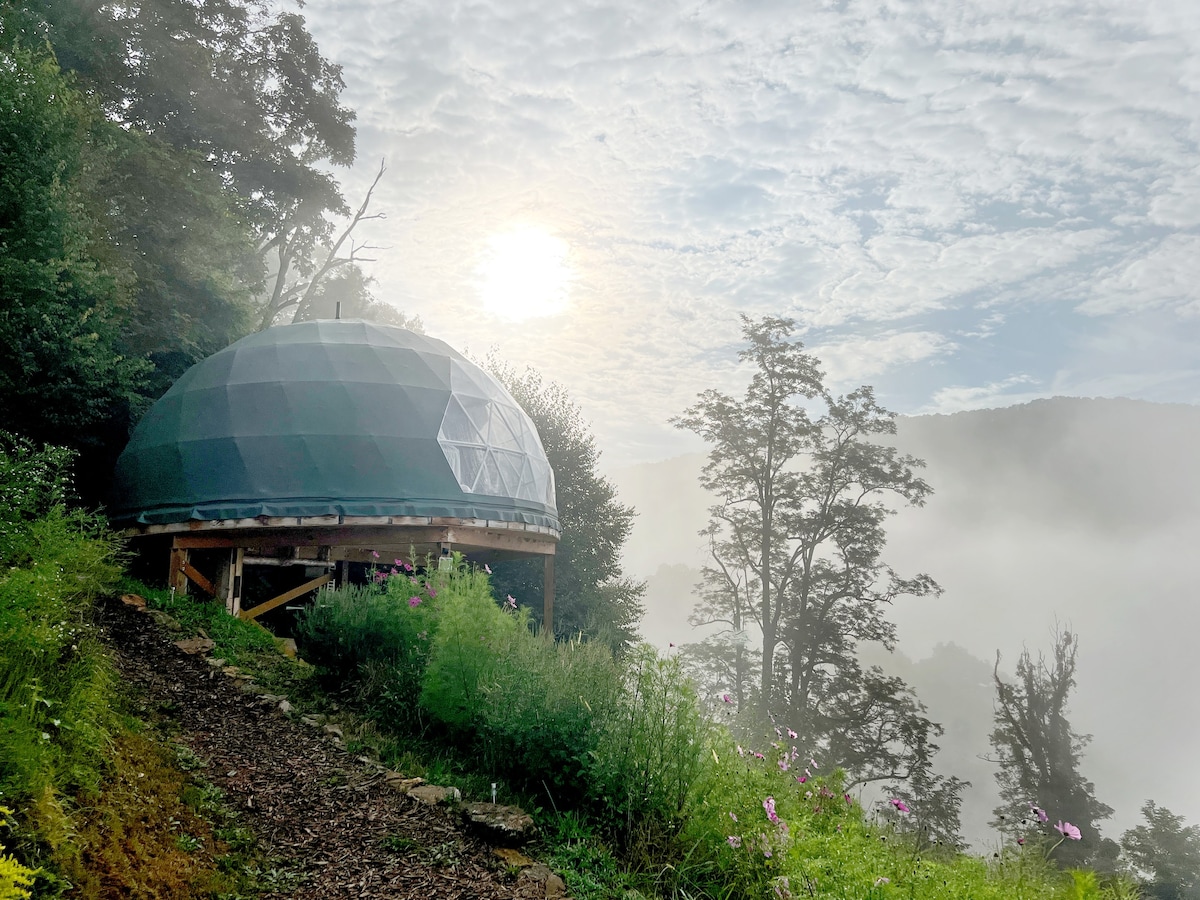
[439,396,480,444]
[488,404,523,452]
[472,451,506,496]
[459,395,492,435]
[494,450,524,495]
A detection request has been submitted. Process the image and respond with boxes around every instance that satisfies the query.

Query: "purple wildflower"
[763,797,779,824]
[1055,821,1081,841]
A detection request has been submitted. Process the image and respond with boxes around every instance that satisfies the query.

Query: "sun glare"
[476,226,574,321]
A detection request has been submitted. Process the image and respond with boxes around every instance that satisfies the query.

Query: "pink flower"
[1030,802,1048,823]
[787,728,797,739]
[427,587,437,598]
[371,550,380,558]
[763,797,779,824]
[796,776,806,784]
[722,694,733,704]
[727,835,742,849]
[737,745,745,757]
[889,798,910,813]
[810,758,818,768]
[484,563,492,574]
[1055,821,1081,840]
[395,558,404,566]
[1017,838,1026,846]
[844,794,852,804]
[669,642,675,648]
[778,757,789,772]
[729,812,738,822]
[504,595,517,610]
[753,752,765,760]
[408,596,422,607]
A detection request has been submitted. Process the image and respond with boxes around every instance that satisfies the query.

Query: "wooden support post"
[238,573,331,622]
[543,555,555,638]
[216,548,244,616]
[169,543,189,596]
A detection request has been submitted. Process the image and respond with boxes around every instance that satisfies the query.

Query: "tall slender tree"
[674,316,949,803]
[990,630,1112,867]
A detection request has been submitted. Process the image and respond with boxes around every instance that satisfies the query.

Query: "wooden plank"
[170,525,560,555]
[238,573,331,621]
[181,561,217,597]
[242,556,335,567]
[230,548,244,616]
[133,514,560,539]
[169,545,188,596]
[543,555,555,636]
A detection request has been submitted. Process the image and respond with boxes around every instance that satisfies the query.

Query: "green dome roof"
[110,320,558,530]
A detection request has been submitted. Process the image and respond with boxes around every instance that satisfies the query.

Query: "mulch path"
[96,596,541,900]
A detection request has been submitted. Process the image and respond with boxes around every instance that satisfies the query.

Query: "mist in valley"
[613,396,1200,849]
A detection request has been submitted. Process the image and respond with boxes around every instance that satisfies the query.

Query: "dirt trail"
[97,596,539,900]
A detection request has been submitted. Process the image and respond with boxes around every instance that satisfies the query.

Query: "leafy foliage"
[990,630,1113,868]
[0,45,148,468]
[484,361,645,650]
[1120,801,1200,899]
[0,808,34,900]
[673,315,951,806]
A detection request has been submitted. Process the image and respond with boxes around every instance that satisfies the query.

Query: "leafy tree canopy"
[484,360,645,652]
[1121,802,1200,900]
[0,44,148,467]
[989,629,1113,868]
[673,315,955,819]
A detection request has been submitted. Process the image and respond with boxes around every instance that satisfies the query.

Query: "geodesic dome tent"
[111,320,560,622]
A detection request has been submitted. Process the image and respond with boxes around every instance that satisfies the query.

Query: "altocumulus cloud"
[303,0,1200,464]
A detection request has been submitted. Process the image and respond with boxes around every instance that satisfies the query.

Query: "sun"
[476,225,574,321]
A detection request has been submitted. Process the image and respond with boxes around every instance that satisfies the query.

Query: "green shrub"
[0,434,75,565]
[0,510,122,805]
[418,564,516,729]
[586,646,712,851]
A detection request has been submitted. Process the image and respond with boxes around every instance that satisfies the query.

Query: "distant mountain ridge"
[890,397,1200,534]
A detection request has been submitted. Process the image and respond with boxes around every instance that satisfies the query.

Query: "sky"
[300,0,1200,470]
[293,1,1200,842]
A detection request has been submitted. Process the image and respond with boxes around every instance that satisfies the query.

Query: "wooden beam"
[170,525,557,556]
[543,555,555,638]
[130,514,560,539]
[217,548,244,616]
[238,573,331,621]
[181,562,217,597]
[168,545,188,596]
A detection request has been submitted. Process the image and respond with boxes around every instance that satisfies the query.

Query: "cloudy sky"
[302,0,1200,468]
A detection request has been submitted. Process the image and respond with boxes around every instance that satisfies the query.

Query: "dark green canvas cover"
[109,320,559,530]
